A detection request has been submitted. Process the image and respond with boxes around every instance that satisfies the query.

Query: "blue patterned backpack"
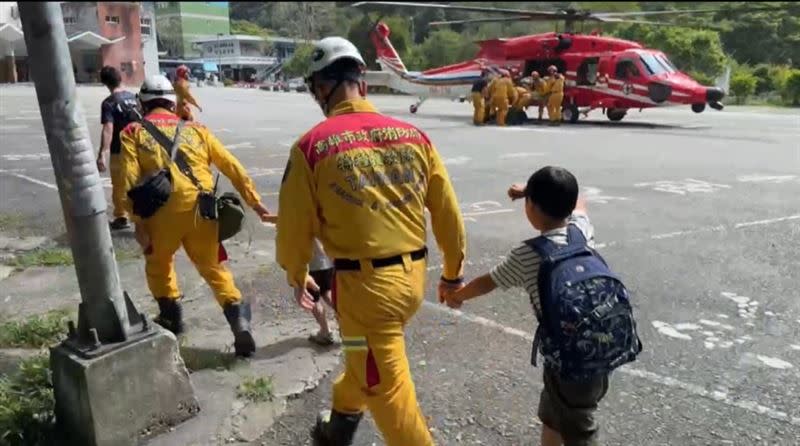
[525,224,642,381]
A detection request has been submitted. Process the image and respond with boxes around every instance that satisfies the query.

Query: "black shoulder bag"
[126,120,185,219]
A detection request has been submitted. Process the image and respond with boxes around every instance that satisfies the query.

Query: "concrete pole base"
[50,327,200,446]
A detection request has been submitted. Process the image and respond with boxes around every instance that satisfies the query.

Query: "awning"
[67,31,125,50]
[0,23,24,43]
[202,62,219,73]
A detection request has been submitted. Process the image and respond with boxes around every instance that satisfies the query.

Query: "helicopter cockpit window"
[615,59,641,79]
[655,54,678,73]
[639,53,668,76]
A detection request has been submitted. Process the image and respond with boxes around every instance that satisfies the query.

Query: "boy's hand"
[445,292,464,309]
[294,275,318,311]
[508,183,526,201]
[252,203,272,223]
[438,279,464,304]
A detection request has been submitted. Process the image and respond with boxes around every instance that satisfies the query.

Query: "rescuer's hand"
[438,278,464,304]
[445,292,463,309]
[252,202,271,223]
[508,183,526,201]
[294,275,318,311]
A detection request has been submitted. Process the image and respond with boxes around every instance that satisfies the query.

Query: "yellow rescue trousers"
[332,255,433,446]
[547,93,564,123]
[142,208,241,306]
[491,96,510,126]
[471,92,485,125]
[109,153,127,219]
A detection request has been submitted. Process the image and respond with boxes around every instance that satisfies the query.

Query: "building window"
[120,62,134,76]
[140,17,152,35]
[64,16,77,25]
[105,16,120,25]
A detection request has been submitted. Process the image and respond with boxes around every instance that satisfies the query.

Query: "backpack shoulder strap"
[140,119,185,161]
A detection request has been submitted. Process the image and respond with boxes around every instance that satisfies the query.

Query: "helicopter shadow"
[395,111,707,131]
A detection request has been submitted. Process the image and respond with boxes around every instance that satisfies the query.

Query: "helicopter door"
[614,58,642,81]
[577,57,599,85]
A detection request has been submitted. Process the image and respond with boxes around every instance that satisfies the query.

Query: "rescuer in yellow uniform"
[174,65,202,121]
[276,38,466,446]
[546,65,565,125]
[470,70,490,125]
[489,69,518,126]
[531,71,549,121]
[119,75,271,357]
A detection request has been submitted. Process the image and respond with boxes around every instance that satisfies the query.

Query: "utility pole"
[19,4,197,445]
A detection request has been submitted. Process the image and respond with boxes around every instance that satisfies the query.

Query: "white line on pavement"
[461,209,513,217]
[226,142,255,150]
[0,171,57,190]
[733,215,800,229]
[421,300,800,427]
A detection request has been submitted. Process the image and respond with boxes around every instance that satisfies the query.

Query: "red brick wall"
[97,2,144,86]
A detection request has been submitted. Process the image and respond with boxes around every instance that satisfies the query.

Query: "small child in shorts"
[263,215,335,347]
[307,238,335,346]
[445,166,607,446]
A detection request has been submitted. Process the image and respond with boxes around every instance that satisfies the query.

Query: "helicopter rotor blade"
[594,4,794,18]
[429,16,546,27]
[351,1,564,17]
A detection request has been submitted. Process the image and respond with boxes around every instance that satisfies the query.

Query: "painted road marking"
[582,187,631,204]
[634,178,732,195]
[2,153,50,161]
[499,152,545,159]
[422,300,800,427]
[462,209,513,217]
[737,174,798,184]
[0,171,57,190]
[226,142,255,150]
[598,214,800,250]
[248,167,283,178]
[0,125,29,131]
[443,156,471,166]
[256,127,280,132]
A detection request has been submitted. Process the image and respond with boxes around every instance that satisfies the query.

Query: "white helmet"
[139,74,177,104]
[307,37,366,76]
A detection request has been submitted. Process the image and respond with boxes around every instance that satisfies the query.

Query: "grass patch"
[0,213,25,233]
[179,342,238,372]
[236,376,274,403]
[114,246,142,262]
[0,310,70,349]
[0,353,56,446]
[8,249,73,269]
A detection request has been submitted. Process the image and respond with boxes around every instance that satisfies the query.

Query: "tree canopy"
[231,1,800,104]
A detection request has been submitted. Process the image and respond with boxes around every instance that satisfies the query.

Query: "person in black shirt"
[97,66,139,230]
[471,70,489,125]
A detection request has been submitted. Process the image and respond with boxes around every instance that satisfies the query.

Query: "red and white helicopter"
[354,2,783,122]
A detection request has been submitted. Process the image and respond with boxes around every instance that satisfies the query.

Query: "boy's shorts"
[538,367,609,446]
[307,268,334,302]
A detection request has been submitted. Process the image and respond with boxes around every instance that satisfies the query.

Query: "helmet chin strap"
[320,78,345,116]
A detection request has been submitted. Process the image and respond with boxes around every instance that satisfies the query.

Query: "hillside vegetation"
[230,2,800,105]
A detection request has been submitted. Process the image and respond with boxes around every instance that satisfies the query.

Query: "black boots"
[154,297,184,335]
[311,409,363,446]
[223,301,256,357]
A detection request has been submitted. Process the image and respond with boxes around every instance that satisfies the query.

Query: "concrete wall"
[61,2,100,37]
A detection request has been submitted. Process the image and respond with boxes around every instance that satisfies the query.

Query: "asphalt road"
[1,85,799,445]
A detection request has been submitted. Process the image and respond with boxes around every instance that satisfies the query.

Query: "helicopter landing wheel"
[607,108,627,122]
[691,103,706,113]
[562,103,580,124]
[410,104,418,114]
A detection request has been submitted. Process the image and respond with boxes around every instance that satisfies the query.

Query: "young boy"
[263,215,335,346]
[446,166,606,446]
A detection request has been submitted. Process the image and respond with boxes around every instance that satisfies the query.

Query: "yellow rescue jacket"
[533,78,548,96]
[118,110,261,222]
[174,79,200,111]
[546,74,565,96]
[276,99,466,287]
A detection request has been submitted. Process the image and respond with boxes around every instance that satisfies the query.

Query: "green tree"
[417,29,477,70]
[729,70,757,104]
[230,20,272,56]
[779,69,800,105]
[282,44,315,78]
